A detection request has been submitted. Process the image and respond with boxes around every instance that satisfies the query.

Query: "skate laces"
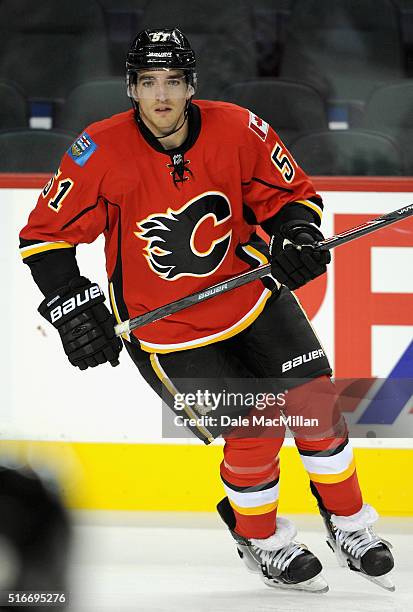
[335,526,381,559]
[252,541,304,573]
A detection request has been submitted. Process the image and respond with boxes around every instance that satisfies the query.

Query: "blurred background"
[1,0,413,174]
[1,2,413,610]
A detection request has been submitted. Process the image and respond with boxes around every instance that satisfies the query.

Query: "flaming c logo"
[135,191,232,280]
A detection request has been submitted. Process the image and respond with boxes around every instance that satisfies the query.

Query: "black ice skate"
[310,486,395,591]
[217,497,328,593]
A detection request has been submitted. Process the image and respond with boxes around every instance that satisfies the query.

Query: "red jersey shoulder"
[194,100,270,143]
[86,109,136,141]
[64,110,136,171]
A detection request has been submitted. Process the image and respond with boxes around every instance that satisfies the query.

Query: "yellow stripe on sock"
[308,458,356,484]
[229,499,278,516]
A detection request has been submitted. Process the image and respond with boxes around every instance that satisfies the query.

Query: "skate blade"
[262,572,329,594]
[359,571,396,592]
[332,550,396,591]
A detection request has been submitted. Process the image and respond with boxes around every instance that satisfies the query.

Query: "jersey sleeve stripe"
[307,458,356,484]
[295,199,323,221]
[19,241,74,260]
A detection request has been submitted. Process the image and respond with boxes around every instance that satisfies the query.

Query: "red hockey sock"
[288,376,363,517]
[221,436,283,539]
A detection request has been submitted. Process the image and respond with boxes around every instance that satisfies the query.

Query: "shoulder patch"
[248,111,269,142]
[68,132,98,166]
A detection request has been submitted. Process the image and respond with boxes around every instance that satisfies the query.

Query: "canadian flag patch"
[248,112,269,141]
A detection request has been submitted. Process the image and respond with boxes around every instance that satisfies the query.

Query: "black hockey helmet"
[126,28,197,95]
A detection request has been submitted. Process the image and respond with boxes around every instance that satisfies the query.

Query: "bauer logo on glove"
[47,284,104,324]
[38,276,122,370]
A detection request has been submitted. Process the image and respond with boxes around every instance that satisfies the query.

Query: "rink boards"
[1,174,413,515]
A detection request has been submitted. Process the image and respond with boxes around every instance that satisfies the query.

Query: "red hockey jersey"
[20,101,323,353]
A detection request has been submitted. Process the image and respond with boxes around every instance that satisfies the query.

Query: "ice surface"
[68,512,413,611]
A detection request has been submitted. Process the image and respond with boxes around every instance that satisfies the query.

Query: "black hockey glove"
[269,220,331,290]
[38,276,122,370]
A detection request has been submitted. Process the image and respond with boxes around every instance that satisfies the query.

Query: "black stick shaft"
[318,202,413,249]
[115,203,413,336]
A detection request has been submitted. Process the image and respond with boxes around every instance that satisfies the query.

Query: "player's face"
[133,69,191,137]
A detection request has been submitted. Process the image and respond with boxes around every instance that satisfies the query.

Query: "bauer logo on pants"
[282,349,325,373]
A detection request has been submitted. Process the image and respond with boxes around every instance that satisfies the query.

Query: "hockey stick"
[115,203,413,336]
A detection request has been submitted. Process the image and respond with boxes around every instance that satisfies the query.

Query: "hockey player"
[19,28,394,592]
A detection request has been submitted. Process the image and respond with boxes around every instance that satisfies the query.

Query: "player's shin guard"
[310,482,395,591]
[217,497,328,593]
